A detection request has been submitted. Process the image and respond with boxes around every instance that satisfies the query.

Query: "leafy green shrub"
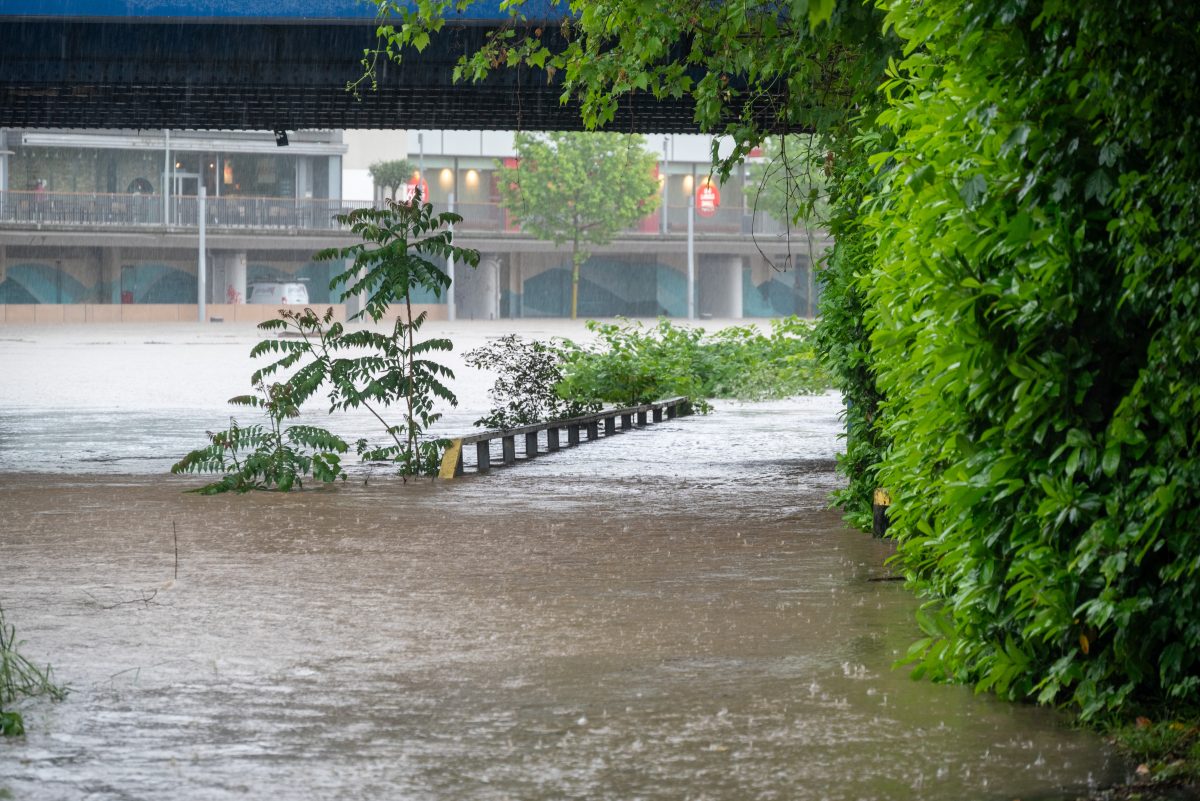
[705,317,828,400]
[464,334,599,429]
[171,374,349,495]
[860,0,1200,719]
[554,317,827,411]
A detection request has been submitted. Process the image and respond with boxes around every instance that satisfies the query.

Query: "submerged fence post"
[873,489,891,537]
[438,438,463,480]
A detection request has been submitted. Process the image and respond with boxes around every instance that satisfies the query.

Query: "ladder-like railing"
[438,397,693,479]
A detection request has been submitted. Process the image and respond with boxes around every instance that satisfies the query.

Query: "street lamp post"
[661,137,669,235]
[198,186,207,322]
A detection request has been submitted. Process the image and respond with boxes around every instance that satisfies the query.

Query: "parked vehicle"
[247,281,309,305]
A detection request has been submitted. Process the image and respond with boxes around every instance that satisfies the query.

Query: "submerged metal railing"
[438,397,693,479]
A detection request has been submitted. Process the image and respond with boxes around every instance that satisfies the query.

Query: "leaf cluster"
[366,1,889,179]
[498,131,660,258]
[555,317,828,411]
[318,197,479,324]
[862,0,1200,719]
[464,334,599,429]
[169,401,348,495]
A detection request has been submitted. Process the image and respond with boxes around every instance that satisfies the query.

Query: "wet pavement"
[0,321,1127,799]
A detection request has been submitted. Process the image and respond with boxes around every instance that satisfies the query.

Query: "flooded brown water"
[0,322,1126,799]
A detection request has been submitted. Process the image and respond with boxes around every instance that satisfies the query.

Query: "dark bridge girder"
[0,19,771,133]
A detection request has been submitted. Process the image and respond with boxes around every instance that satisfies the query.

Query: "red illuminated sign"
[695,182,720,217]
[399,177,431,204]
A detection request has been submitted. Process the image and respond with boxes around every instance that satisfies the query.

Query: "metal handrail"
[0,190,792,237]
[438,396,693,479]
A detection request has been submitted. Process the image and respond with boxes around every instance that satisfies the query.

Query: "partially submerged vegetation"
[1110,717,1200,787]
[0,604,67,737]
[555,317,827,411]
[463,334,599,430]
[466,317,827,429]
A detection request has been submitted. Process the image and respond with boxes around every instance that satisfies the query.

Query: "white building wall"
[342,130,409,202]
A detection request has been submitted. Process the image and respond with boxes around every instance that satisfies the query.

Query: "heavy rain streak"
[0,321,1126,800]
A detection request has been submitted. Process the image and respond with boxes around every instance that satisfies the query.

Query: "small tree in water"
[316,195,479,476]
[173,196,479,489]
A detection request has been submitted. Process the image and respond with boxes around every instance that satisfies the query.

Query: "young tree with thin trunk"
[497,132,660,319]
[368,159,416,202]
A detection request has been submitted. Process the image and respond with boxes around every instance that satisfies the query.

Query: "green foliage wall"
[864,0,1200,717]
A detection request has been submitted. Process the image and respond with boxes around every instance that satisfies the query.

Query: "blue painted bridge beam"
[0,15,772,133]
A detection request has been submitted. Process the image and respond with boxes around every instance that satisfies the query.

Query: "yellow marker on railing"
[438,438,463,480]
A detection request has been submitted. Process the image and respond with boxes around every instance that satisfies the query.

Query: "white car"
[247,281,310,305]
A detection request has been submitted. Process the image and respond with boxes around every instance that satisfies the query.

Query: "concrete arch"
[522,258,687,318]
[139,265,198,304]
[0,262,88,304]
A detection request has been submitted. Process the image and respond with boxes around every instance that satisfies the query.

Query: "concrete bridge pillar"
[222,251,247,304]
[99,247,121,303]
[506,252,523,318]
[698,254,744,320]
[0,245,7,286]
[455,254,501,320]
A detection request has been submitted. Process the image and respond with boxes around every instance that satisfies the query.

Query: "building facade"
[0,127,825,324]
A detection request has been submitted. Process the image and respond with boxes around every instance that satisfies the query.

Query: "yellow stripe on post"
[872,488,891,537]
[438,438,463,480]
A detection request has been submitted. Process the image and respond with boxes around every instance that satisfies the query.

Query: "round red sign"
[695,182,720,217]
[401,177,430,203]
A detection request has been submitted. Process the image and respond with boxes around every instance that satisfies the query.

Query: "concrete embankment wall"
[0,304,451,325]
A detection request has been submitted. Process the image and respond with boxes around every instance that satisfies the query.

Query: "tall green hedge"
[849,0,1200,717]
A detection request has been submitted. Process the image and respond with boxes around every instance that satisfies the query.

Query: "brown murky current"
[1,322,1125,800]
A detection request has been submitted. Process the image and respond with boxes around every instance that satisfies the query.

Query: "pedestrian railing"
[438,396,693,479]
[0,190,792,237]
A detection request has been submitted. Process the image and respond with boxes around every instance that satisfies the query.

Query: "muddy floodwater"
[1,322,1126,800]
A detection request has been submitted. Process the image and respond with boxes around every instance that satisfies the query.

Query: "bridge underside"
[0,20,774,133]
